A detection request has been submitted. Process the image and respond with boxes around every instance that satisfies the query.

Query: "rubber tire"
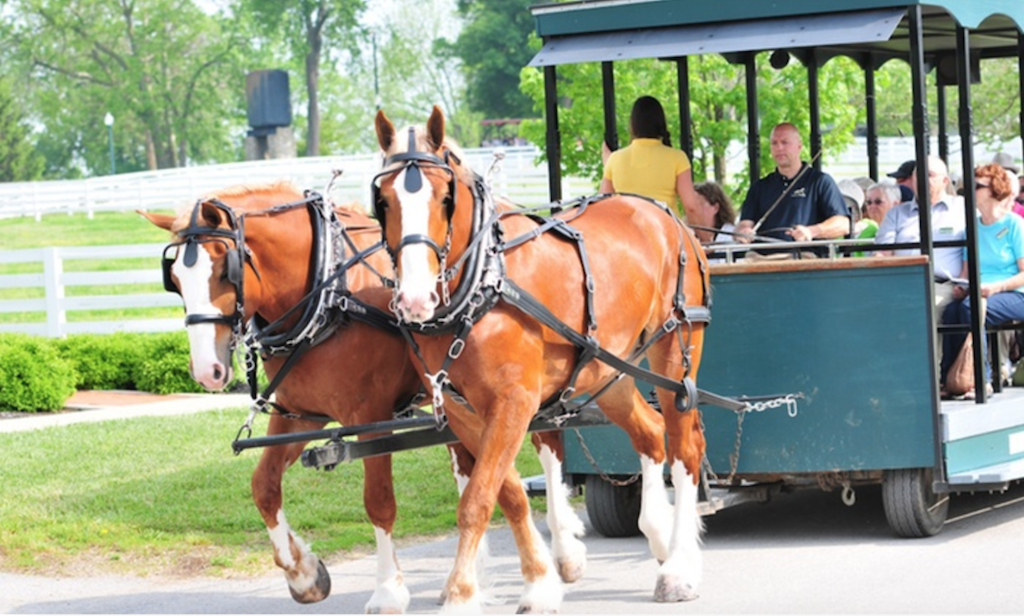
[585,474,642,538]
[881,467,948,538]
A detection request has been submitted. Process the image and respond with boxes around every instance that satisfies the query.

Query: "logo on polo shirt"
[792,188,807,198]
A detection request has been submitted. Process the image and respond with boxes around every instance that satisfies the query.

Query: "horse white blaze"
[365,526,411,613]
[638,454,673,563]
[394,167,440,323]
[172,251,231,390]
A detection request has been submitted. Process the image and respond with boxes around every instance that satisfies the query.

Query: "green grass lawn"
[1,210,174,250]
[0,408,548,577]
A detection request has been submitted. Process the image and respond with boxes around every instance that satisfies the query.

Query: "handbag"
[946,333,975,395]
[945,297,987,396]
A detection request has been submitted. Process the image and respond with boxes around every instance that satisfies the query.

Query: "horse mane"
[170,180,370,230]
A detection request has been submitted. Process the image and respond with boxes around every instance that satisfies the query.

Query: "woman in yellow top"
[599,95,699,225]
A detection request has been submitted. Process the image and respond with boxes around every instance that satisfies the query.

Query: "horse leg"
[649,325,707,603]
[490,462,563,614]
[531,431,587,583]
[251,415,332,604]
[361,451,411,614]
[437,443,491,605]
[441,390,558,612]
[595,380,673,563]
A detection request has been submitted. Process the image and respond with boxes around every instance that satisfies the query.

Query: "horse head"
[140,197,256,391]
[373,105,468,323]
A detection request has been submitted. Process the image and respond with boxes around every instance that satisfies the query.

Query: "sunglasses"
[865,199,887,206]
[975,182,991,189]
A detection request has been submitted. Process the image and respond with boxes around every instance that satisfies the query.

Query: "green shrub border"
[0,331,248,412]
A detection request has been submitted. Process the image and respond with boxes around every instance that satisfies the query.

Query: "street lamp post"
[103,112,115,175]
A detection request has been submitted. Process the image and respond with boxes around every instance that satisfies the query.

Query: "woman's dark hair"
[694,181,738,230]
[630,96,672,147]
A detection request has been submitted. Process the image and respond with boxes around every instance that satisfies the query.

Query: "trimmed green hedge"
[0,334,77,412]
[0,331,232,412]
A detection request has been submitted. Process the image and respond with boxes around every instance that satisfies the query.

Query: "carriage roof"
[528,1,1024,66]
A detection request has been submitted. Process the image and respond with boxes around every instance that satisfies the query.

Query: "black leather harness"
[375,144,740,428]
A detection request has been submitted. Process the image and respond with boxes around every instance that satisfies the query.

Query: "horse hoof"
[516,605,558,614]
[288,558,332,603]
[654,575,698,603]
[556,558,585,584]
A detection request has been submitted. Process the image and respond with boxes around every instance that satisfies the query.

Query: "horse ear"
[375,109,395,152]
[426,105,445,151]
[138,210,175,231]
[199,200,224,227]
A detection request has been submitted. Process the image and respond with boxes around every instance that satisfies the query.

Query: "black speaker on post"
[246,70,292,135]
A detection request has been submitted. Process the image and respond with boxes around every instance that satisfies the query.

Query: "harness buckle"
[448,337,465,359]
[558,387,576,403]
[426,369,449,429]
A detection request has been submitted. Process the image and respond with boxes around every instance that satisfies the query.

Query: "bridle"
[371,127,460,266]
[162,199,254,348]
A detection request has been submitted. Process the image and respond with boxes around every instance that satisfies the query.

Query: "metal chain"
[744,393,802,416]
[571,428,641,487]
[703,392,803,486]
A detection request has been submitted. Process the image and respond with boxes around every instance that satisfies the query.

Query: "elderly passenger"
[940,164,1024,396]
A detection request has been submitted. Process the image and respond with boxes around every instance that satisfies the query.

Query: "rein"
[382,155,743,429]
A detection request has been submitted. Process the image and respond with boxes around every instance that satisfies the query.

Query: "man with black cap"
[875,155,965,313]
[887,160,917,203]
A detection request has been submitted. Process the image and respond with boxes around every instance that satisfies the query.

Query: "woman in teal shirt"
[941,163,1024,394]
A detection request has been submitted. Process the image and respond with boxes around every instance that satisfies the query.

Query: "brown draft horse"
[140,182,585,613]
[374,106,710,612]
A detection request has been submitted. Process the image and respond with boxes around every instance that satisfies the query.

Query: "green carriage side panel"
[945,427,1024,475]
[565,259,938,477]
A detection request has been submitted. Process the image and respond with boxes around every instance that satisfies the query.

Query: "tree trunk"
[145,131,157,171]
[305,43,321,156]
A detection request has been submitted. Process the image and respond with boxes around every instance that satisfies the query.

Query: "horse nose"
[395,289,439,323]
[192,359,232,392]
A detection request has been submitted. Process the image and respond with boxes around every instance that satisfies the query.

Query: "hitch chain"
[572,428,640,487]
[742,393,802,417]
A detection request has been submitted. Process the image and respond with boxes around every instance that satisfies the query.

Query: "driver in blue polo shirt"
[734,123,851,248]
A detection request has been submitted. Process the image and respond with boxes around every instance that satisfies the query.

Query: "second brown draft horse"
[142,183,586,613]
[373,106,711,612]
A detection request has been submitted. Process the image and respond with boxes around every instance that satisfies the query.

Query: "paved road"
[4,397,1024,613]
[3,481,1023,614]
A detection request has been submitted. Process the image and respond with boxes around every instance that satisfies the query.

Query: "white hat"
[837,178,864,211]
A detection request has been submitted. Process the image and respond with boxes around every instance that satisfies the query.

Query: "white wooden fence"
[0,147,596,337]
[0,244,180,337]
[0,146,594,220]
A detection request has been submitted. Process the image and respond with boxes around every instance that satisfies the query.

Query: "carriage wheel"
[585,474,642,538]
[881,467,948,538]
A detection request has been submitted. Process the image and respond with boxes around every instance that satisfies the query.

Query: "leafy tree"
[0,78,45,182]
[362,0,480,149]
[6,0,248,175]
[238,0,365,157]
[453,0,536,120]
